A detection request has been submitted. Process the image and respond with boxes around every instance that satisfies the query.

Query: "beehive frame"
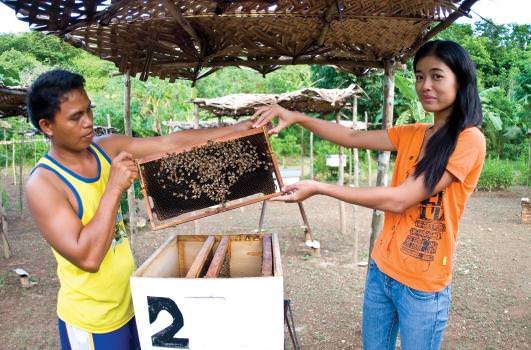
[137,127,284,230]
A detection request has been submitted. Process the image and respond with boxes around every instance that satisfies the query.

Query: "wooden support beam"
[205,236,230,278]
[185,235,215,278]
[261,235,273,277]
[161,0,203,55]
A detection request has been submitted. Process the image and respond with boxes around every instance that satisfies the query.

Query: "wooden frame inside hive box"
[130,233,284,350]
[136,127,283,230]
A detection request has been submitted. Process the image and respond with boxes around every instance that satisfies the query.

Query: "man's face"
[41,89,94,151]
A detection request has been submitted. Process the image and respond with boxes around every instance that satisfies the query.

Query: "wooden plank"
[205,236,230,278]
[261,235,273,276]
[185,236,215,278]
[272,233,283,277]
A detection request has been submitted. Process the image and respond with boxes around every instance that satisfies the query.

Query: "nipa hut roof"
[192,84,362,117]
[1,0,477,83]
[0,85,27,118]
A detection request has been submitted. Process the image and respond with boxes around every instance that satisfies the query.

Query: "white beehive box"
[130,233,284,350]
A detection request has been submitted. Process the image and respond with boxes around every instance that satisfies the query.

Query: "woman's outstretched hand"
[252,104,302,135]
[271,180,320,203]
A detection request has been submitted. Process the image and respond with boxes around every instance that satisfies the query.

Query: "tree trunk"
[368,61,395,262]
[336,111,346,235]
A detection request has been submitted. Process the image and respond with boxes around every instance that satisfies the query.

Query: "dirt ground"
[0,173,529,349]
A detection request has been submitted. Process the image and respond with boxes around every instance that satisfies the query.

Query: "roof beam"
[316,0,339,46]
[161,0,203,56]
[152,57,384,70]
[404,0,479,61]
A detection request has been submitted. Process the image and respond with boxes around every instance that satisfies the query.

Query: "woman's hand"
[252,104,302,135]
[271,180,320,203]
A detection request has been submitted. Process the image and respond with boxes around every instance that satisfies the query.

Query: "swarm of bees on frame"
[156,139,273,205]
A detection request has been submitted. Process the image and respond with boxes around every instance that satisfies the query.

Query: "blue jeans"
[362,260,451,350]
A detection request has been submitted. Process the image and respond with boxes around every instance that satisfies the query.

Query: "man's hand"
[271,180,320,203]
[252,105,302,135]
[107,152,138,195]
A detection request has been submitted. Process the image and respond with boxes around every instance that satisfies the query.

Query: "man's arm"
[25,152,138,272]
[252,105,396,151]
[96,119,254,160]
[272,171,456,214]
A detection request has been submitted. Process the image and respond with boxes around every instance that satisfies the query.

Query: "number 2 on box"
[147,296,190,348]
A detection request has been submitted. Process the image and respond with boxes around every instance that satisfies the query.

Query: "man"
[25,69,252,349]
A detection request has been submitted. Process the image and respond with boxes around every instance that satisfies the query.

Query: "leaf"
[484,111,503,131]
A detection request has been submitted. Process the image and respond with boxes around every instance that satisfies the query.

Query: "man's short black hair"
[26,69,86,130]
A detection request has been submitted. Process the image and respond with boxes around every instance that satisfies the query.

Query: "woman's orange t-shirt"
[371,123,486,292]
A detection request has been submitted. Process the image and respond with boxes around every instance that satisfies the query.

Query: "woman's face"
[415,55,458,119]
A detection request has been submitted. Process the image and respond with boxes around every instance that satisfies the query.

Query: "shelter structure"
[1,0,477,83]
[192,85,365,250]
[1,0,478,261]
[0,85,27,118]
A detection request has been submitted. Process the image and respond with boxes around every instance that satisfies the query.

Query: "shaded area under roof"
[1,0,477,83]
[192,84,362,117]
[0,85,27,118]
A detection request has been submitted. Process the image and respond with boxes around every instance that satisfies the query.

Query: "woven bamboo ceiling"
[192,84,362,116]
[1,0,477,83]
[0,85,27,118]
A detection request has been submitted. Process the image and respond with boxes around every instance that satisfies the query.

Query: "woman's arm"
[273,171,456,214]
[252,104,395,151]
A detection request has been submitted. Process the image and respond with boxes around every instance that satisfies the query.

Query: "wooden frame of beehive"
[136,127,284,230]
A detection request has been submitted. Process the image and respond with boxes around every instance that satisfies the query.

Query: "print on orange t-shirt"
[371,123,486,292]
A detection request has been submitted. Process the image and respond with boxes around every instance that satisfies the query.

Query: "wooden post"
[352,96,359,264]
[368,61,396,261]
[310,131,314,180]
[123,71,136,248]
[19,125,24,213]
[300,126,304,179]
[365,111,371,186]
[191,86,200,233]
[3,128,7,178]
[336,111,346,236]
[106,113,112,128]
[11,135,16,185]
[0,205,10,259]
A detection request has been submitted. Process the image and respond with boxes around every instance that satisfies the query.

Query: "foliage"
[477,158,515,191]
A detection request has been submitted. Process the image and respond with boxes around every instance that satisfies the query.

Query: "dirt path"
[0,182,529,349]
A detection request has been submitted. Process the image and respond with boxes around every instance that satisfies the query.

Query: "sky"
[0,0,529,34]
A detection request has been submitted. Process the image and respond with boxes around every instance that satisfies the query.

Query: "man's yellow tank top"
[34,143,135,333]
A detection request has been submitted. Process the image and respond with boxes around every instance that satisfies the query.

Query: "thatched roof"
[1,0,477,83]
[0,85,27,118]
[192,84,361,116]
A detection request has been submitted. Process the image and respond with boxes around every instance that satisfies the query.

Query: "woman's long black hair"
[413,40,483,194]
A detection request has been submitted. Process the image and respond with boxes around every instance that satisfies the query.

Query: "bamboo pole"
[300,126,304,178]
[123,71,136,248]
[3,128,7,179]
[365,111,371,186]
[19,125,24,213]
[11,134,15,185]
[368,61,395,262]
[310,131,314,179]
[336,111,346,236]
[352,96,359,264]
[191,86,201,233]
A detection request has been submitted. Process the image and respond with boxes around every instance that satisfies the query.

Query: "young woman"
[252,40,486,349]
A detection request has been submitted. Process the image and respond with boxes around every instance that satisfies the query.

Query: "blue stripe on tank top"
[44,147,101,183]
[34,163,84,219]
[90,142,112,165]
